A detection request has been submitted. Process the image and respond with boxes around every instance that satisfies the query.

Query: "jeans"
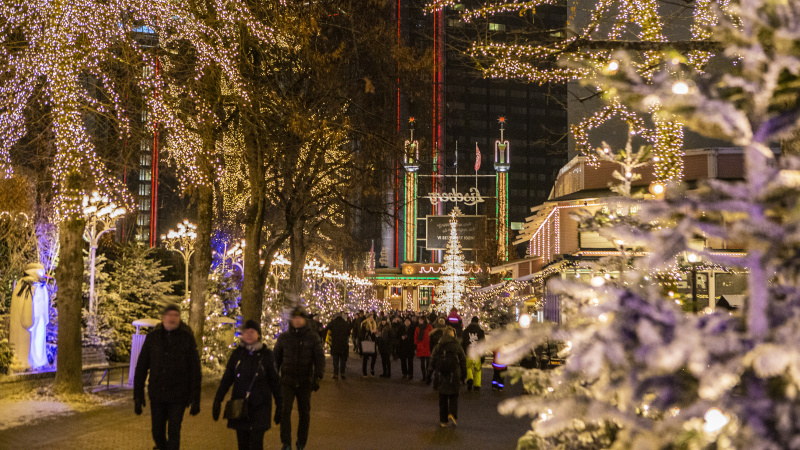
[466,358,482,388]
[400,356,414,378]
[380,352,391,376]
[331,352,347,376]
[236,429,266,450]
[362,353,377,375]
[280,382,312,447]
[438,394,459,423]
[418,357,430,380]
[150,401,186,450]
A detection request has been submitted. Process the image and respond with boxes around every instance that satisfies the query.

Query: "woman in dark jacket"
[376,317,395,378]
[430,327,467,427]
[398,318,416,379]
[213,320,282,450]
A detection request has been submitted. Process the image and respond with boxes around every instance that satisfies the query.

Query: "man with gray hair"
[134,303,202,450]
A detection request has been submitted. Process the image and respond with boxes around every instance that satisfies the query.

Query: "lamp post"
[225,239,246,275]
[162,220,197,299]
[684,252,702,313]
[83,191,126,338]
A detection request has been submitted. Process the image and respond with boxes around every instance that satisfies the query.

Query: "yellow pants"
[466,358,482,387]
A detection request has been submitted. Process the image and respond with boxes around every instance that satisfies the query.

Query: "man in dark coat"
[325,312,350,380]
[274,306,325,450]
[352,311,365,355]
[461,316,486,391]
[213,320,282,450]
[134,303,202,450]
[430,327,467,428]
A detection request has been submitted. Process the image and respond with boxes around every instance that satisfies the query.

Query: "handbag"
[361,339,376,354]
[223,353,263,421]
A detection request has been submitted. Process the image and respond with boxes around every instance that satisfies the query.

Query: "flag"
[474,142,481,171]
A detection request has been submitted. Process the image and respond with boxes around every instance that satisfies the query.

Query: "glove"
[274,409,282,425]
[134,396,145,415]
[190,401,201,416]
[212,400,221,421]
[311,378,321,392]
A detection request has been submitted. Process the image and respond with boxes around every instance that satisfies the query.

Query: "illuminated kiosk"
[370,119,511,311]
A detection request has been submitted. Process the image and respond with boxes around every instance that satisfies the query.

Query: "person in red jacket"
[414,316,433,383]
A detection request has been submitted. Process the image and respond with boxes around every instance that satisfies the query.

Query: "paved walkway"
[0,353,531,449]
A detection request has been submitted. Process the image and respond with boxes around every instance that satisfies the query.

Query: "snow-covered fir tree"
[475,1,800,448]
[200,268,240,372]
[87,245,176,362]
[437,207,468,313]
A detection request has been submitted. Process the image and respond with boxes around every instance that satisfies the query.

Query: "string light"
[0,0,280,218]
[437,207,468,313]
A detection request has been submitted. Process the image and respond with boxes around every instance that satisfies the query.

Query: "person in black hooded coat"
[325,313,350,379]
[213,320,282,450]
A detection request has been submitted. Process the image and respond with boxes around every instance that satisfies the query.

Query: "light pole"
[83,191,126,339]
[684,252,702,313]
[162,220,197,299]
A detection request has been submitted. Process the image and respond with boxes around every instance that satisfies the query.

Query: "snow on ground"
[0,387,127,430]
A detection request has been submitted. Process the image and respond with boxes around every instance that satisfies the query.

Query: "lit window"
[390,286,402,297]
[139,169,152,181]
[138,184,151,196]
[489,23,506,31]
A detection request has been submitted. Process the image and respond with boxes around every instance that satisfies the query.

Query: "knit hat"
[162,303,181,315]
[471,316,479,323]
[291,306,309,318]
[436,318,446,327]
[242,319,262,336]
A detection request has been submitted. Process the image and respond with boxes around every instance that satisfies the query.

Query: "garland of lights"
[437,208,468,313]
[0,0,280,219]
[571,100,684,181]
[421,0,736,183]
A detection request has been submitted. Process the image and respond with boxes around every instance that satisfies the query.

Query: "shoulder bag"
[223,353,263,421]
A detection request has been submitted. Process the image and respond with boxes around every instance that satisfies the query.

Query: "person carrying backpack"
[461,316,485,392]
[429,327,466,428]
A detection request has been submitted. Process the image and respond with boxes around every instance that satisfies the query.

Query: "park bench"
[81,346,130,390]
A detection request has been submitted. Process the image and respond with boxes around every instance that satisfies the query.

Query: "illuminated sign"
[425,215,486,250]
[426,187,484,206]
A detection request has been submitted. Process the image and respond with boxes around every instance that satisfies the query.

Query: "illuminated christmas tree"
[437,207,467,313]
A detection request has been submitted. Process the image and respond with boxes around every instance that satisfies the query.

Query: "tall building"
[369,1,569,309]
[121,26,188,247]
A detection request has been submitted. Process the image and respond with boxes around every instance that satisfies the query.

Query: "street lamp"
[162,220,197,299]
[224,239,246,274]
[83,191,125,338]
[683,251,702,313]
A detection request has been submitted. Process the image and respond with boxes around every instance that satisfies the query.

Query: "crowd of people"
[133,304,501,450]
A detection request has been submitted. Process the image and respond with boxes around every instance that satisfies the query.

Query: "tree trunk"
[189,183,213,348]
[54,216,86,395]
[285,218,307,309]
[240,207,265,323]
[240,122,267,323]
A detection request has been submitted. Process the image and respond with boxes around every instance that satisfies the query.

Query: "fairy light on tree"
[422,0,734,183]
[437,207,468,313]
